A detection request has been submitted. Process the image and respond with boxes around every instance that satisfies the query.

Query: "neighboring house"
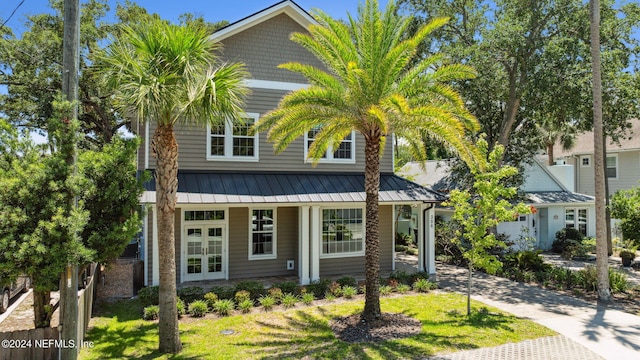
[399,160,595,250]
[551,118,640,196]
[135,1,442,287]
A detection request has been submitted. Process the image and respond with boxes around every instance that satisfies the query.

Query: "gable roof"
[397,160,594,205]
[553,118,640,158]
[212,1,316,42]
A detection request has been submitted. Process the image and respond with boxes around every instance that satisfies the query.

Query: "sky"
[2,0,390,35]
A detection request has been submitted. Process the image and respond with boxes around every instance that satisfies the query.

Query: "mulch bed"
[330,312,422,343]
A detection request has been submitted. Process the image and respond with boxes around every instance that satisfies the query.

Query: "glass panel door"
[206,226,224,278]
[185,228,203,280]
[184,225,225,281]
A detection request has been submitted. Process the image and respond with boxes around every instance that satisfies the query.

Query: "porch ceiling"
[141,171,444,204]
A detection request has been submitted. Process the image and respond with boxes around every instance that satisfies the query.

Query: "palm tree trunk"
[361,134,382,322]
[152,123,182,353]
[590,0,611,303]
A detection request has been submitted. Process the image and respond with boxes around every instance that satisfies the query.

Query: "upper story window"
[207,113,259,161]
[581,156,590,167]
[606,155,617,179]
[304,129,355,163]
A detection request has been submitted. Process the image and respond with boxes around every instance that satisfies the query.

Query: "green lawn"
[80,293,555,359]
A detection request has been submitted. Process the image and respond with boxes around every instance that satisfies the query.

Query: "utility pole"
[60,0,80,359]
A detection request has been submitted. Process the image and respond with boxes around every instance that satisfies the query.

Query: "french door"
[183,224,225,281]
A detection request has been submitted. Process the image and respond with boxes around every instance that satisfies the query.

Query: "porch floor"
[177,253,419,291]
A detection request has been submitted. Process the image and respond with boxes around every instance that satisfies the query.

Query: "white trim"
[248,207,278,260]
[318,206,366,259]
[245,79,309,91]
[300,206,310,285]
[180,207,229,282]
[211,1,316,42]
[418,204,425,272]
[310,206,320,282]
[144,122,150,169]
[152,205,158,286]
[426,207,436,274]
[304,130,356,164]
[206,112,260,162]
[606,154,618,180]
[143,207,149,286]
[580,155,591,167]
[182,223,227,282]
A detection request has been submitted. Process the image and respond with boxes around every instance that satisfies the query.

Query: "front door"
[183,224,225,281]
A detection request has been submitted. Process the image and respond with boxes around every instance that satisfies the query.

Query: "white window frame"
[320,206,365,259]
[206,112,260,162]
[304,130,356,164]
[580,156,591,167]
[606,154,618,179]
[248,208,277,260]
[565,208,588,236]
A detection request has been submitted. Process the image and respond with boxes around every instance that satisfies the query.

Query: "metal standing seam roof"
[140,172,445,204]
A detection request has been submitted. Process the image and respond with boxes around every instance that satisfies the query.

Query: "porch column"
[310,205,321,282]
[152,204,159,286]
[426,206,436,276]
[299,206,311,285]
[418,203,425,272]
[143,205,149,286]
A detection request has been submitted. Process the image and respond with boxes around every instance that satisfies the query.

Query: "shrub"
[388,271,412,285]
[552,227,583,256]
[577,266,598,292]
[387,279,399,289]
[234,290,251,303]
[281,293,298,308]
[142,305,159,320]
[188,300,209,317]
[238,299,254,313]
[413,278,436,292]
[307,279,331,298]
[176,298,186,318]
[212,299,235,316]
[396,284,411,294]
[209,286,235,300]
[324,293,336,302]
[328,282,342,297]
[268,287,284,303]
[178,286,204,304]
[138,286,159,307]
[258,295,276,311]
[609,269,629,293]
[341,286,357,299]
[235,281,265,300]
[301,292,314,305]
[336,276,357,288]
[379,285,393,296]
[503,250,550,272]
[203,292,219,309]
[274,281,299,295]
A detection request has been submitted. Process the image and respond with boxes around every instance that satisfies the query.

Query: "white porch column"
[310,206,321,282]
[299,206,311,285]
[418,203,426,272]
[143,206,149,286]
[152,205,159,286]
[426,206,436,276]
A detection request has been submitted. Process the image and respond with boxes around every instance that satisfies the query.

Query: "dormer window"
[207,113,259,161]
[304,129,355,163]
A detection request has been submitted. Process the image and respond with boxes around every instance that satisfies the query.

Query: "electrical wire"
[1,0,26,29]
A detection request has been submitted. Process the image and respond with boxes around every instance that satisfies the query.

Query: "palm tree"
[98,19,249,353]
[254,0,481,322]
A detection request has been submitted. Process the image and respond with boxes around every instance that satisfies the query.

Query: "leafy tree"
[255,0,481,322]
[97,19,248,354]
[611,185,640,246]
[444,139,531,315]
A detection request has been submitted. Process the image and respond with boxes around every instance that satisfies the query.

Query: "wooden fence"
[0,263,97,360]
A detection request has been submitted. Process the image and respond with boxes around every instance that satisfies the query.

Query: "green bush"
[413,278,436,292]
[212,299,235,316]
[234,281,265,300]
[609,269,629,293]
[176,298,186,318]
[237,299,254,313]
[552,228,583,255]
[142,305,159,320]
[301,292,314,305]
[268,287,284,303]
[178,287,204,304]
[396,284,411,294]
[306,279,331,298]
[234,290,251,303]
[503,250,550,272]
[341,286,357,299]
[577,266,598,292]
[188,300,209,317]
[281,293,298,308]
[328,282,342,297]
[138,286,159,307]
[258,295,275,311]
[274,281,299,295]
[336,276,357,288]
[388,270,413,285]
[203,292,218,309]
[209,286,235,300]
[379,285,393,296]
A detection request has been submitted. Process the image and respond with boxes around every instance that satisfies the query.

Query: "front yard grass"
[80,293,555,359]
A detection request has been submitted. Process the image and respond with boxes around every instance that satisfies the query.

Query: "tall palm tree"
[98,20,249,353]
[255,0,481,322]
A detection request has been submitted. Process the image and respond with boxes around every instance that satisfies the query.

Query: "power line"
[1,0,25,29]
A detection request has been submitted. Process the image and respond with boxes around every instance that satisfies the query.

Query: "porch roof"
[526,191,595,205]
[140,171,444,204]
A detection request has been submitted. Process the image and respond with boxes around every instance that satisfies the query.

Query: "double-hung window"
[304,129,355,163]
[565,208,588,236]
[606,155,617,179]
[249,209,276,260]
[207,113,259,161]
[321,208,364,257]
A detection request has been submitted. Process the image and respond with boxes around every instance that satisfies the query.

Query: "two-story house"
[551,118,640,196]
[135,1,442,287]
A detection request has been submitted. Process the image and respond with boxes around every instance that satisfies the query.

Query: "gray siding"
[220,13,326,83]
[577,151,640,195]
[228,207,299,279]
[319,205,393,277]
[142,89,394,173]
